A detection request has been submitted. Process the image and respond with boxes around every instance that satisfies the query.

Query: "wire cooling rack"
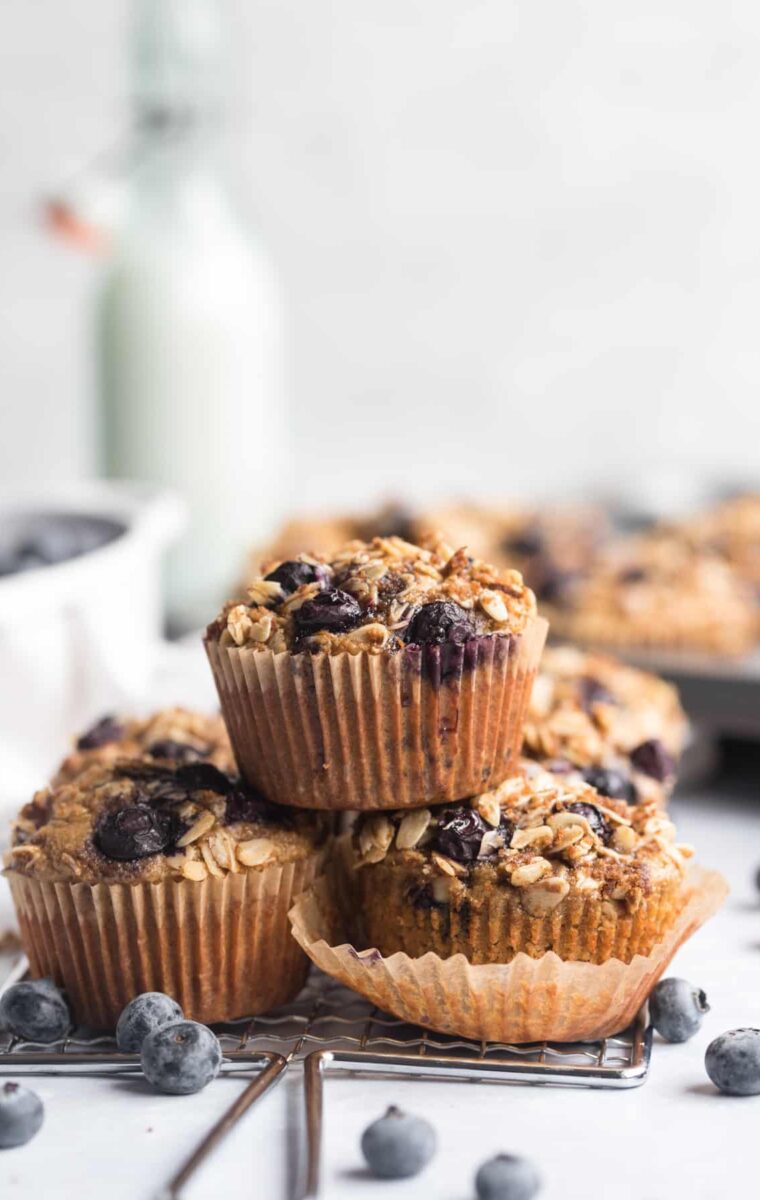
[0,957,651,1198]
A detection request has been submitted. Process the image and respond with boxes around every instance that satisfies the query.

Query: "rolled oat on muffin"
[205,536,547,811]
[523,645,687,805]
[348,765,693,965]
[54,707,235,785]
[5,760,330,1028]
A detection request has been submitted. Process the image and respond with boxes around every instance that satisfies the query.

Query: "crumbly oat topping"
[212,536,537,656]
[352,767,691,911]
[54,708,235,785]
[7,761,328,885]
[684,494,760,589]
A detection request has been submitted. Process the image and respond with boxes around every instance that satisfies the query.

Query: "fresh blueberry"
[94,803,181,861]
[630,738,675,782]
[404,600,475,646]
[360,1105,436,1179]
[649,978,709,1043]
[581,766,636,805]
[433,806,487,863]
[564,801,611,844]
[146,740,205,764]
[141,1020,222,1095]
[293,588,362,637]
[475,1153,542,1200]
[705,1029,760,1096]
[116,993,184,1053]
[264,560,329,596]
[0,1082,44,1148]
[76,715,124,750]
[0,979,70,1043]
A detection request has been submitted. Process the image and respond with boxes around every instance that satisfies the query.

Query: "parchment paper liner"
[288,863,727,1042]
[204,616,548,811]
[6,849,325,1030]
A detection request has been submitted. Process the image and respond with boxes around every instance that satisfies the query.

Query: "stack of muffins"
[3,534,719,1041]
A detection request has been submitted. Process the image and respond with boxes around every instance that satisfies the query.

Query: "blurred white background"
[1,0,759,509]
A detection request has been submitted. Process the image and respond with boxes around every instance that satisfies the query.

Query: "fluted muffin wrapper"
[288,863,727,1043]
[204,617,548,811]
[6,849,325,1030]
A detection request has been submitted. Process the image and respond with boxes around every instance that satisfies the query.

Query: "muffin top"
[7,760,328,885]
[522,646,687,804]
[54,708,235,785]
[210,536,537,656]
[351,764,692,913]
[551,531,756,655]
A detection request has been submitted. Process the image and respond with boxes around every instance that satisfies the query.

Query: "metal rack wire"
[0,959,651,1197]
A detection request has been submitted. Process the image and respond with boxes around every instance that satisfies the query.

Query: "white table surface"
[1,643,758,1200]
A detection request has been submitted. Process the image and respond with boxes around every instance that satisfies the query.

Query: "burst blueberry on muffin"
[522,645,687,805]
[205,536,547,811]
[348,767,692,965]
[6,760,329,1028]
[54,707,235,785]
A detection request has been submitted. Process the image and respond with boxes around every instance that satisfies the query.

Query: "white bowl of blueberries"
[0,481,183,801]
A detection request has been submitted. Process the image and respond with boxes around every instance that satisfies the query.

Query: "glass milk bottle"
[98,0,288,630]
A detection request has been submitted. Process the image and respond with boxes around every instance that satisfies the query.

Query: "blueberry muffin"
[348,767,692,965]
[684,494,760,596]
[5,760,329,1028]
[54,707,235,785]
[549,531,756,656]
[205,536,547,811]
[523,646,688,806]
[415,502,608,611]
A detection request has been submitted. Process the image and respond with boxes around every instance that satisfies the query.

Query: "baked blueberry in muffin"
[6,760,329,1026]
[348,765,693,964]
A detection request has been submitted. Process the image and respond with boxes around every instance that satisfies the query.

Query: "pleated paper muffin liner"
[6,849,325,1030]
[204,616,548,811]
[288,863,727,1043]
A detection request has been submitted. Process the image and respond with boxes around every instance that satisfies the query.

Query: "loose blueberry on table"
[475,1153,542,1200]
[141,1020,222,1095]
[705,1029,760,1096]
[116,993,184,1053]
[0,1082,44,1149]
[360,1105,437,1179]
[0,979,70,1044]
[649,978,709,1043]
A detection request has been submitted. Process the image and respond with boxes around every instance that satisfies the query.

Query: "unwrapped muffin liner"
[288,863,727,1043]
[6,850,324,1030]
[204,617,548,811]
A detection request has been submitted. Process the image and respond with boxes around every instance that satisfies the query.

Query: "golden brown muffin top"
[7,761,329,886]
[352,765,692,910]
[54,708,235,785]
[209,535,537,656]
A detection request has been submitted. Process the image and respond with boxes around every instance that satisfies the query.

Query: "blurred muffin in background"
[523,645,688,806]
[683,493,760,595]
[549,529,757,656]
[54,708,235,785]
[414,502,609,609]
